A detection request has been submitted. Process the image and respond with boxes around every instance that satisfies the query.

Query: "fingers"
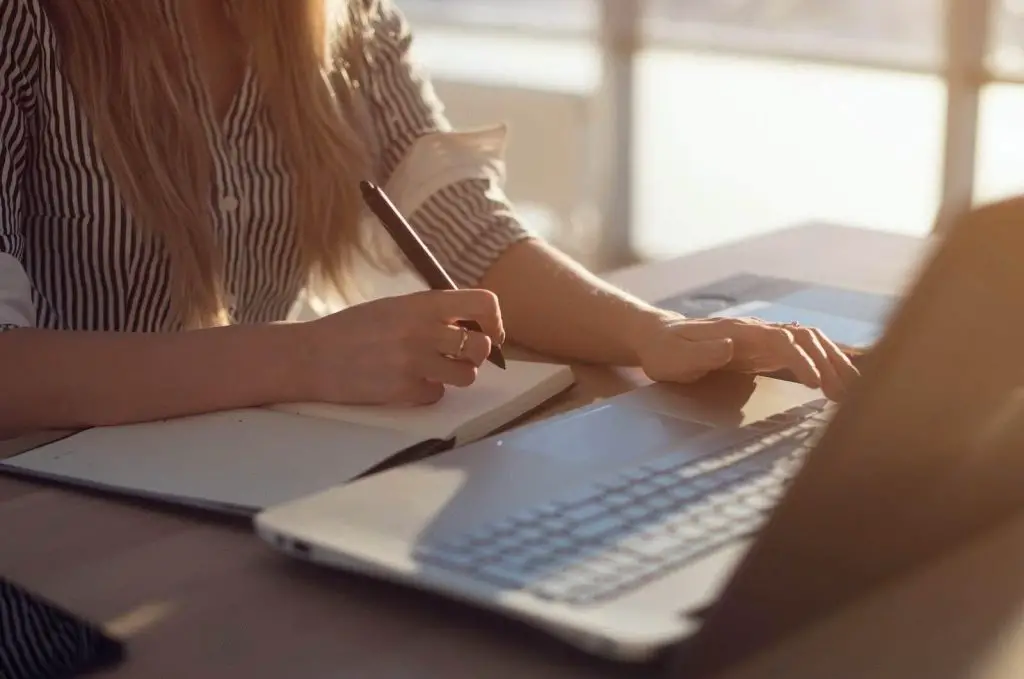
[688,337,734,373]
[687,317,858,395]
[420,325,490,388]
[773,327,823,390]
[407,380,446,405]
[434,324,492,367]
[777,324,862,400]
[799,325,860,396]
[785,325,842,398]
[416,289,505,345]
[814,330,861,382]
[417,353,479,388]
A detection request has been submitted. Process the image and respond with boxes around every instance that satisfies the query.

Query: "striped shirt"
[0,0,531,332]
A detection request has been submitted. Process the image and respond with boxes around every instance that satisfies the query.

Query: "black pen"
[359,180,507,370]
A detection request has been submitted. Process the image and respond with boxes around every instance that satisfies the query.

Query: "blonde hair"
[44,0,377,328]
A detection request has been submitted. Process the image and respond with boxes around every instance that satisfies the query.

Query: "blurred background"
[398,0,1023,271]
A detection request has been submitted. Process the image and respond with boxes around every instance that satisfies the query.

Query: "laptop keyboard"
[415,400,831,606]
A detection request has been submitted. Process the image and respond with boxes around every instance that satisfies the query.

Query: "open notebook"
[0,360,574,515]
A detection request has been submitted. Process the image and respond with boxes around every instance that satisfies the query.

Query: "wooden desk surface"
[9,221,1008,679]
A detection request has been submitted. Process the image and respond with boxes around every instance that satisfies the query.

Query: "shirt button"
[220,195,239,213]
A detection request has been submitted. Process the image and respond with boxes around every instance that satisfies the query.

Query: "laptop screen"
[710,299,883,349]
[676,198,1024,675]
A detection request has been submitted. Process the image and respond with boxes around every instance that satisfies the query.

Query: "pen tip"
[492,351,507,370]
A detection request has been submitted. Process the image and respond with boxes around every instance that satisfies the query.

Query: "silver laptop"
[257,198,1024,676]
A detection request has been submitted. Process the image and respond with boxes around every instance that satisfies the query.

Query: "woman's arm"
[0,324,305,434]
[480,239,672,365]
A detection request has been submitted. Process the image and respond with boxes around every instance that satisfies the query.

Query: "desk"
[6,222,1005,679]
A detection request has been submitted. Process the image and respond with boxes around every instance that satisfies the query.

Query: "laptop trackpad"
[508,404,715,465]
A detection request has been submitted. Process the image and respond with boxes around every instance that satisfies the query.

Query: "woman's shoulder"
[1,0,58,93]
[1,0,50,35]
[335,0,412,60]
[1,0,54,70]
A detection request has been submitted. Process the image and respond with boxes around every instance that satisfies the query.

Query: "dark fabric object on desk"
[0,577,124,679]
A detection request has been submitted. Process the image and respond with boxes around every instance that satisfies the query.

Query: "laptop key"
[720,502,760,520]
[512,527,545,542]
[625,480,664,497]
[478,563,535,588]
[650,472,682,488]
[744,493,778,511]
[579,559,624,581]
[644,494,677,512]
[690,476,722,491]
[666,521,709,541]
[618,466,654,482]
[667,485,699,502]
[697,513,731,531]
[622,534,682,559]
[643,454,687,474]
[570,515,628,541]
[602,492,634,507]
[532,579,592,602]
[562,502,606,523]
[620,505,650,521]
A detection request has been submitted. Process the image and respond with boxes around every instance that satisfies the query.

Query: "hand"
[298,289,504,406]
[634,313,859,401]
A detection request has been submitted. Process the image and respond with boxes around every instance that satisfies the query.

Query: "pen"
[359,180,507,370]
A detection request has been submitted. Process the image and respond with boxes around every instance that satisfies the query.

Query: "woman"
[0,0,856,433]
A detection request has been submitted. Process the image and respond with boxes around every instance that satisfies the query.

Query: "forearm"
[481,239,673,365]
[0,323,306,433]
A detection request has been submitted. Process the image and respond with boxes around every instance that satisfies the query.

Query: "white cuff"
[360,123,509,258]
[382,123,509,217]
[0,253,35,328]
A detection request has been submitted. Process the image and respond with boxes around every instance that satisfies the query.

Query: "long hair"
[44,0,377,328]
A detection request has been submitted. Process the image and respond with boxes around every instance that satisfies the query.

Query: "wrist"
[622,305,684,365]
[236,321,315,405]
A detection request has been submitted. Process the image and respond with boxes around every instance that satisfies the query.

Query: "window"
[632,1,947,257]
[644,0,942,68]
[401,0,1016,262]
[632,53,945,257]
[976,84,1024,203]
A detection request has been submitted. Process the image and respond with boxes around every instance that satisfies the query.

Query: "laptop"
[656,272,896,352]
[256,197,1024,676]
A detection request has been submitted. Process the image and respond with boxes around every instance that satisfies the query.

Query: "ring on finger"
[446,326,470,360]
[779,322,804,339]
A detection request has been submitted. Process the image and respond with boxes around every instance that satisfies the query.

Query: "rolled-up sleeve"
[359,2,534,287]
[0,0,39,331]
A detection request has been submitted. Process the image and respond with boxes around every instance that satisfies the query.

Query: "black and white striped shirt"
[0,0,530,332]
